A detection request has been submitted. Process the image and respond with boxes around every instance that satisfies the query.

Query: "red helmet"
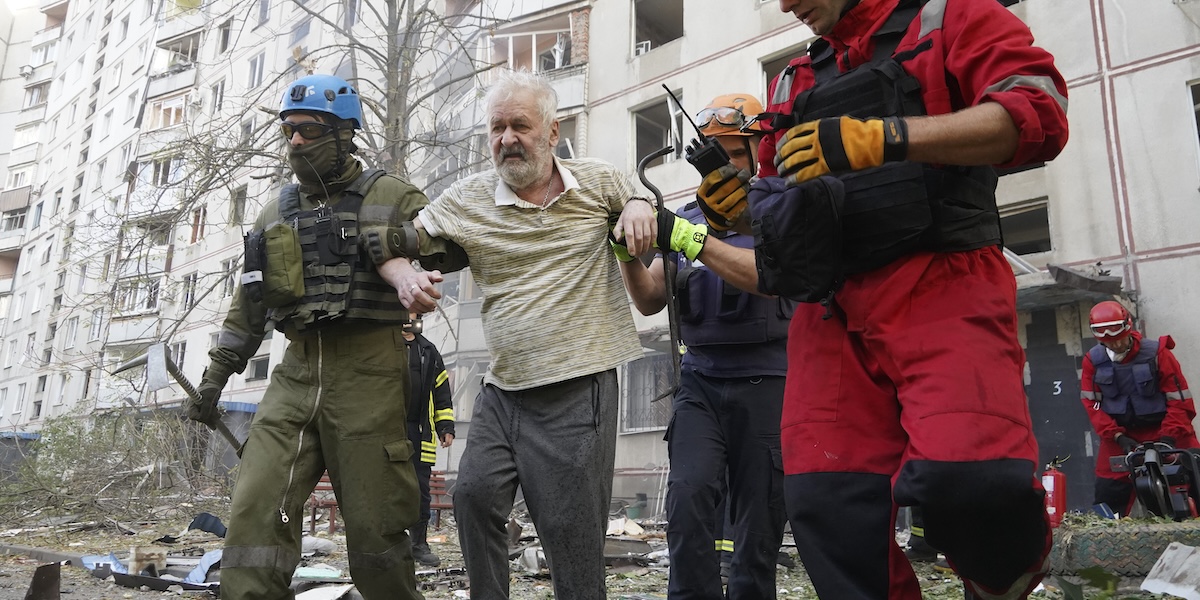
[1089,301,1132,341]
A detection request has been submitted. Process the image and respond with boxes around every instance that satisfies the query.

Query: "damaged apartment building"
[0,0,1198,516]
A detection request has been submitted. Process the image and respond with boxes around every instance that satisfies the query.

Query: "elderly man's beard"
[494,136,554,190]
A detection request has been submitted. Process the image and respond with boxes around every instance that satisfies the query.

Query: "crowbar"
[637,145,683,403]
[112,344,243,454]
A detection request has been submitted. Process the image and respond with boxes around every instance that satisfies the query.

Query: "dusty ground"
[0,514,1179,599]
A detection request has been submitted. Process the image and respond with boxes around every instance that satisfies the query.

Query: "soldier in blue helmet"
[191,74,465,600]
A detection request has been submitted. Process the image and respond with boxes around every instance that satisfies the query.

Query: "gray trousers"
[454,370,618,599]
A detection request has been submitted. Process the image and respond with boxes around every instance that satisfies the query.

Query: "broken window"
[1,208,26,231]
[633,0,683,56]
[64,317,77,349]
[634,93,685,168]
[247,355,270,381]
[181,272,199,310]
[210,80,225,115]
[91,309,104,341]
[229,185,246,224]
[489,15,571,73]
[1193,82,1200,157]
[190,205,206,243]
[139,156,185,187]
[621,352,673,432]
[147,94,188,130]
[556,118,576,159]
[248,52,265,88]
[169,341,186,369]
[116,278,161,314]
[23,83,50,108]
[1001,200,1052,256]
[217,20,232,54]
[157,31,200,70]
[221,259,237,297]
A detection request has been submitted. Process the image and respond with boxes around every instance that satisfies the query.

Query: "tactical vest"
[255,169,409,332]
[1089,340,1168,429]
[677,204,793,374]
[773,0,1001,274]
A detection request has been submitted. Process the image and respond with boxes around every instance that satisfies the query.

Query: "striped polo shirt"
[419,157,644,391]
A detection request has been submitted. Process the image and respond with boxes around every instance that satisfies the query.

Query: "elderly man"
[389,69,656,599]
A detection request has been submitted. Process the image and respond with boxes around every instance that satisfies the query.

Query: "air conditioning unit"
[634,41,652,56]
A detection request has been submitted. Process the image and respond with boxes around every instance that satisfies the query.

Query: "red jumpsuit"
[1081,331,1198,515]
[758,0,1069,598]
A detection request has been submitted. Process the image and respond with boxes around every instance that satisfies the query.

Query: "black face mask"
[287,136,342,185]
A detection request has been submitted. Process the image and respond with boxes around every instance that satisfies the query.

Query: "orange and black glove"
[695,164,752,232]
[775,116,908,186]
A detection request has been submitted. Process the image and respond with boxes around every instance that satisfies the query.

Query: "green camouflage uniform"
[209,169,439,600]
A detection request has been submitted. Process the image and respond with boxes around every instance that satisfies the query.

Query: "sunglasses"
[695,106,747,129]
[280,121,335,140]
[1091,320,1129,338]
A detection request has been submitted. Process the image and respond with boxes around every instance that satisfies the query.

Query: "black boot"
[410,520,440,567]
[904,533,938,563]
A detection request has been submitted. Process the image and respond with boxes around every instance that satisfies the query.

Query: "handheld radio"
[662,84,730,177]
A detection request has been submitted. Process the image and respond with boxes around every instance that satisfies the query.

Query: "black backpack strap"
[278,184,302,220]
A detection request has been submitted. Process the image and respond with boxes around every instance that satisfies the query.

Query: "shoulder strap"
[278,184,302,219]
[345,168,387,198]
[1088,344,1110,367]
[334,168,387,215]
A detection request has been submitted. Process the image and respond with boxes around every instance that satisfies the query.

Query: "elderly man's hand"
[379,257,443,314]
[612,198,657,257]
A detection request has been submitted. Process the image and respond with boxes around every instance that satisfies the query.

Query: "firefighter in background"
[190,74,462,600]
[1081,300,1199,516]
[617,93,792,600]
[403,329,455,567]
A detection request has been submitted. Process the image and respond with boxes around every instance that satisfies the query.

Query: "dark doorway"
[1024,308,1097,511]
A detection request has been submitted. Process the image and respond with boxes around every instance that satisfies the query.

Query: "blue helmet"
[280,74,363,129]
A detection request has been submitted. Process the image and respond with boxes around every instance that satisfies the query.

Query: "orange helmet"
[696,93,765,137]
[1089,301,1133,342]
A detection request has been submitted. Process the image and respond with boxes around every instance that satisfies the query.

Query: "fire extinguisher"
[1042,455,1069,528]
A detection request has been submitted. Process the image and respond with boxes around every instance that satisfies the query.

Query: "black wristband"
[881,116,909,163]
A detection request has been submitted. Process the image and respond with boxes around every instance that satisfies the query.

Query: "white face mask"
[1106,347,1131,363]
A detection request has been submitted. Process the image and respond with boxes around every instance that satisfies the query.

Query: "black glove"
[1115,433,1138,453]
[189,374,225,427]
[1160,436,1177,449]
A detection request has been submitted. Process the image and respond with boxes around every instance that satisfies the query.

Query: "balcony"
[0,230,24,251]
[147,65,196,99]
[16,105,46,127]
[546,63,586,110]
[32,25,61,47]
[8,145,37,167]
[106,314,161,346]
[156,10,205,45]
